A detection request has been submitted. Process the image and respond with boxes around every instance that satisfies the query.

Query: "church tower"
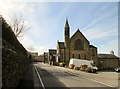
[64,18,70,65]
[64,18,70,49]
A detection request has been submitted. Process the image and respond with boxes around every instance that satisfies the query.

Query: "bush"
[80,67,85,71]
[91,69,97,73]
[69,64,75,69]
[80,65,88,71]
[65,65,68,68]
[85,67,97,73]
[59,62,66,67]
[54,62,59,66]
[85,67,92,73]
[74,66,80,70]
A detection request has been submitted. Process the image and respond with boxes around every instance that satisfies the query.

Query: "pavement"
[16,63,42,89]
[0,50,2,89]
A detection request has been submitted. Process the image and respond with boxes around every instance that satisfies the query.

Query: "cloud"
[18,35,35,49]
[83,26,117,41]
[82,4,118,40]
[0,1,51,54]
[18,35,47,55]
[1,1,118,56]
[37,47,48,55]
[18,35,48,55]
[98,39,118,56]
[7,0,120,2]
[83,4,117,31]
[0,0,36,25]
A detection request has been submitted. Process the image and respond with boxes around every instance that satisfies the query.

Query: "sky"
[0,0,119,56]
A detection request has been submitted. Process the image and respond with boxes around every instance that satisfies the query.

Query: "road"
[34,62,117,89]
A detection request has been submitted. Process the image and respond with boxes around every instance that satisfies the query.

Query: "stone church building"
[56,19,98,65]
[44,18,119,69]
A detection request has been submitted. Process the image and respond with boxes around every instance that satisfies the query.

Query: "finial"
[77,27,80,31]
[66,16,68,19]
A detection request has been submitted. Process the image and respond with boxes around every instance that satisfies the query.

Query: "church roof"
[89,45,97,48]
[98,54,119,59]
[58,42,65,49]
[70,29,89,43]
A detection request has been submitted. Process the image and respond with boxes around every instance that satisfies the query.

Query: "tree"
[27,45,35,52]
[10,15,29,37]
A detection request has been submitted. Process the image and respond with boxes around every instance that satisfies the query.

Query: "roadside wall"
[1,16,32,88]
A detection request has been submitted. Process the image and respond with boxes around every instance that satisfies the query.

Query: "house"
[44,52,48,63]
[97,51,120,70]
[48,49,57,65]
[28,52,38,61]
[35,54,44,62]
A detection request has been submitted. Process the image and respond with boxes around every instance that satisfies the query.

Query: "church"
[44,18,120,70]
[56,19,98,65]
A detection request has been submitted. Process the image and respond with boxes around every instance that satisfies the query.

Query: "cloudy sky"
[0,0,119,56]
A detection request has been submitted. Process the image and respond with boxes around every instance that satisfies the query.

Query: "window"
[74,39,84,50]
[84,54,86,59]
[79,54,80,59]
[72,54,74,58]
[61,53,63,59]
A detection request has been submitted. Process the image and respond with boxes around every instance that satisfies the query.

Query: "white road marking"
[34,66,45,89]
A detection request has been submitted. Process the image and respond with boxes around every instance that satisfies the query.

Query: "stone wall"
[2,40,32,88]
[97,58,119,70]
[1,16,32,88]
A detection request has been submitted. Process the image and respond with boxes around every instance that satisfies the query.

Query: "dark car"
[115,67,120,72]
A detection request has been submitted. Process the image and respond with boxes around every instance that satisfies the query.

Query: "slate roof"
[49,49,57,55]
[70,29,89,43]
[58,42,65,49]
[89,45,97,48]
[98,54,119,59]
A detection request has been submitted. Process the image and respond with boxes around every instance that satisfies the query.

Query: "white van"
[69,58,98,70]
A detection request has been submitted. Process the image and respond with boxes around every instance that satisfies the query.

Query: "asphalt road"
[34,62,117,89]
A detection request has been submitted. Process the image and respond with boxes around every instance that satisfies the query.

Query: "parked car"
[115,67,120,72]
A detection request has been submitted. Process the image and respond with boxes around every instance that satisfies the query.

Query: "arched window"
[74,39,84,50]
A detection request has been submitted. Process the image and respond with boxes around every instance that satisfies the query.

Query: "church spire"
[64,18,70,49]
[64,18,70,30]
